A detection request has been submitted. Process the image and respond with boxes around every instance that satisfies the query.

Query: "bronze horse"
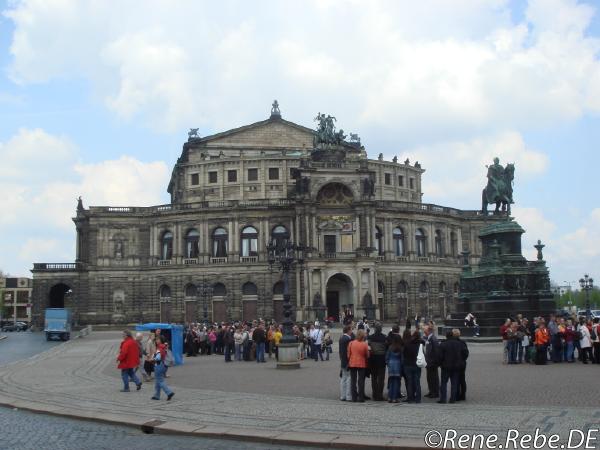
[482,163,514,215]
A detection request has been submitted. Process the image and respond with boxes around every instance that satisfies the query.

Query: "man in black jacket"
[438,329,466,403]
[424,325,440,398]
[338,325,353,401]
[367,323,387,401]
[454,329,469,401]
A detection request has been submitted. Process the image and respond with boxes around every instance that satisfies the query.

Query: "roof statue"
[313,112,346,146]
[76,196,84,212]
[271,100,281,118]
[188,128,200,140]
[482,157,515,215]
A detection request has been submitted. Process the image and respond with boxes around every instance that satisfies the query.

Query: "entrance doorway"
[48,283,71,308]
[325,274,354,322]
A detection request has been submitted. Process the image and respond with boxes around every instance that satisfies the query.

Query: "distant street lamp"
[579,274,594,320]
[197,282,213,326]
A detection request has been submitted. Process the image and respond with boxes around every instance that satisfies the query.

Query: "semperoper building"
[31,102,500,326]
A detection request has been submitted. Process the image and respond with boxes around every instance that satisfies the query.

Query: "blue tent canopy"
[135,323,184,366]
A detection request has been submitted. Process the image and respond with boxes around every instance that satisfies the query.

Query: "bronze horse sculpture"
[482,162,515,215]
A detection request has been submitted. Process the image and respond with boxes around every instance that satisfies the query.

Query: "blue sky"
[0,0,599,288]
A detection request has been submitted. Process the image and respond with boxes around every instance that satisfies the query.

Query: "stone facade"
[31,108,500,326]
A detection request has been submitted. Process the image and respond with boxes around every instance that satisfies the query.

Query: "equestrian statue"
[482,157,515,215]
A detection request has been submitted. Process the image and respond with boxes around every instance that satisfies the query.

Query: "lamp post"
[579,274,594,320]
[267,237,304,369]
[197,282,213,326]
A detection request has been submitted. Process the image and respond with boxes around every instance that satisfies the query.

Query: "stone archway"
[325,273,354,321]
[48,283,72,308]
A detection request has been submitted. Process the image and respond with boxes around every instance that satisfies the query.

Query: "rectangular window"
[191,173,199,186]
[409,178,414,189]
[398,175,404,187]
[268,167,279,180]
[385,173,391,185]
[227,170,237,183]
[208,171,218,183]
[247,168,258,181]
[324,235,337,254]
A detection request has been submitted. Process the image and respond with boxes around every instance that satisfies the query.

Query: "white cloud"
[3,0,600,135]
[0,128,169,274]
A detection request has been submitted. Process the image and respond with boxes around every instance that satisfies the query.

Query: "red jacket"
[117,336,140,369]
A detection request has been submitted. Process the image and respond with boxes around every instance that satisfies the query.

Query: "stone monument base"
[276,342,301,370]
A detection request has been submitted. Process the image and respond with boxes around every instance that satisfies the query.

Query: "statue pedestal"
[276,343,301,370]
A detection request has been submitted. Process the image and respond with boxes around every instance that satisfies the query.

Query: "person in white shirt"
[310,325,324,361]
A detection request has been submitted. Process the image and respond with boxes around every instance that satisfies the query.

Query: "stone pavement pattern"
[1,332,599,449]
[0,406,322,450]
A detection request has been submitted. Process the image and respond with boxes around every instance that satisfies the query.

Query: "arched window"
[435,230,443,257]
[271,225,289,250]
[416,228,426,257]
[374,226,383,256]
[242,282,258,296]
[419,281,429,296]
[453,282,460,296]
[397,280,408,295]
[273,281,284,295]
[213,283,227,297]
[241,226,258,257]
[161,231,173,260]
[184,283,197,297]
[393,227,405,256]
[439,281,447,295]
[159,284,171,298]
[185,229,200,258]
[212,227,228,257]
[450,232,458,257]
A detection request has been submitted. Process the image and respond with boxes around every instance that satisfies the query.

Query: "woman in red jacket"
[116,330,142,392]
[347,329,369,402]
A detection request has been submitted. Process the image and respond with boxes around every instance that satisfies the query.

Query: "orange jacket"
[347,340,369,368]
[535,328,550,345]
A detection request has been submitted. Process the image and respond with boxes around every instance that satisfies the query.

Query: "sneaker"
[136,383,142,391]
[167,392,175,401]
[151,396,159,400]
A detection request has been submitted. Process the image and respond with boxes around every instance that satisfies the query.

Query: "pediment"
[202,118,315,149]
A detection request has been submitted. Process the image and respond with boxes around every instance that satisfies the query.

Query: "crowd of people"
[182,320,334,363]
[501,314,600,365]
[339,322,469,404]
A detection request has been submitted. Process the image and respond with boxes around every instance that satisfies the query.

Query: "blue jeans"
[388,376,400,401]
[508,340,518,363]
[153,363,173,399]
[121,368,140,390]
[312,344,323,361]
[255,342,265,362]
[235,343,243,361]
[565,342,574,362]
[224,344,232,362]
[404,366,421,403]
[440,368,459,402]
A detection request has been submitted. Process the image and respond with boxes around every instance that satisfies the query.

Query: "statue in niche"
[313,292,323,307]
[115,240,123,259]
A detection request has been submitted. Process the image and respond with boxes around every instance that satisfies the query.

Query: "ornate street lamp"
[267,236,304,369]
[196,282,213,326]
[579,274,594,320]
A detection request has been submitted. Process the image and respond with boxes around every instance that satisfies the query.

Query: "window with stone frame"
[185,229,200,258]
[247,168,258,181]
[393,227,405,256]
[435,230,444,257]
[450,232,458,257]
[242,282,258,296]
[241,226,258,257]
[409,178,414,189]
[208,171,218,183]
[161,231,173,260]
[191,173,199,185]
[227,170,237,183]
[374,226,384,255]
[398,175,404,187]
[212,227,228,257]
[271,225,289,250]
[415,228,426,257]
[213,282,227,296]
[384,173,391,185]
[268,167,279,180]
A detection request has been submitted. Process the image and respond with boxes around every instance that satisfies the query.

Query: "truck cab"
[44,308,72,341]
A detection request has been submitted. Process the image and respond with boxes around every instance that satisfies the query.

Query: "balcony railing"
[32,263,81,272]
[210,257,228,264]
[183,258,198,265]
[240,256,258,263]
[158,259,172,266]
[395,256,409,262]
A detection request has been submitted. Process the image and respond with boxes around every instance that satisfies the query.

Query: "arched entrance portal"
[49,283,72,308]
[325,274,354,321]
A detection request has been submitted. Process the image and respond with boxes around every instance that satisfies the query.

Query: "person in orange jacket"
[347,329,370,402]
[117,330,142,392]
[534,320,550,365]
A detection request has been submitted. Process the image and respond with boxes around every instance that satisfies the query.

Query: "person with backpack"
[151,335,174,401]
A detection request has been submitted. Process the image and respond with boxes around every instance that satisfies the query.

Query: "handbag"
[164,349,175,367]
[416,343,427,368]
